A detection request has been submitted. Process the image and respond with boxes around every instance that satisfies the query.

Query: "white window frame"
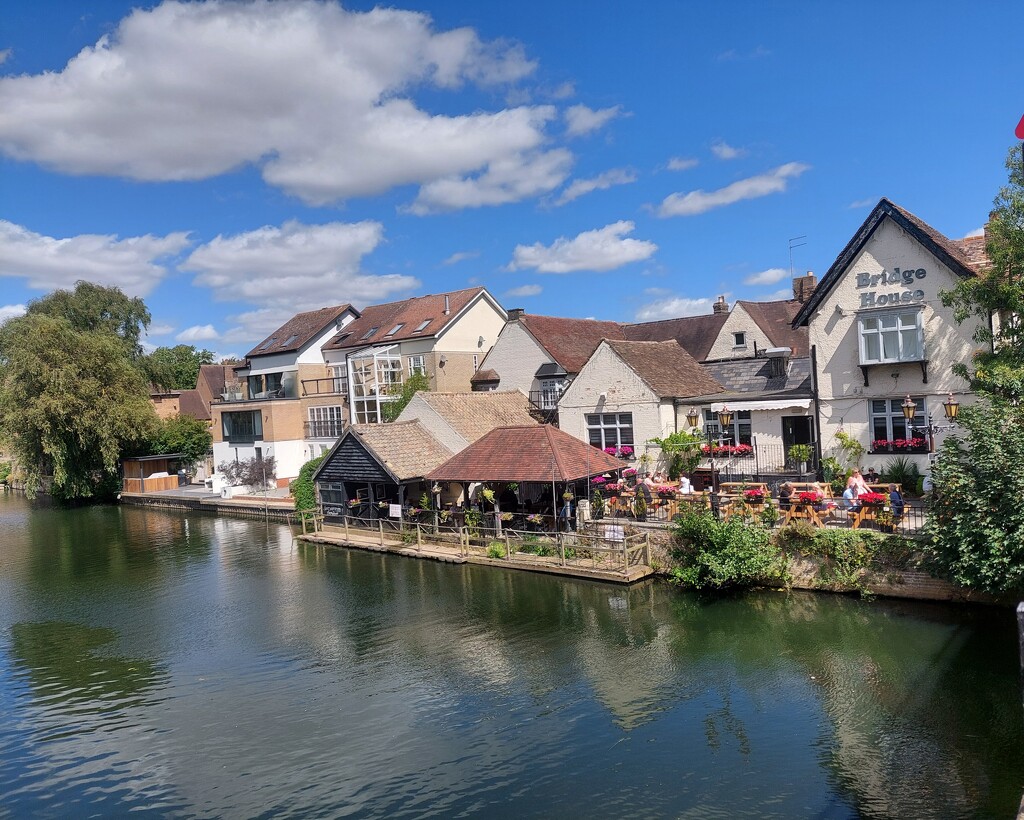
[859,309,924,365]
[703,409,752,445]
[307,405,343,439]
[733,331,746,347]
[586,413,634,450]
[869,397,926,447]
[408,355,426,376]
[538,379,562,410]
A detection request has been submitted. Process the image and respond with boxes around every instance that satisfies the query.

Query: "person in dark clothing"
[888,483,904,523]
[635,478,653,521]
[778,482,794,509]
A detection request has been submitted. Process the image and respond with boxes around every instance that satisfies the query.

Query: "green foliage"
[464,508,481,537]
[0,310,159,500]
[142,345,215,390]
[941,144,1024,402]
[669,509,788,590]
[25,281,151,360]
[419,492,431,511]
[820,456,845,483]
[591,489,605,519]
[486,542,506,559]
[647,429,704,479]
[381,372,431,422]
[151,413,212,467]
[292,454,327,511]
[0,461,10,484]
[632,492,647,520]
[517,535,554,557]
[787,443,812,463]
[924,400,1024,595]
[833,431,865,469]
[881,455,920,491]
[759,503,780,528]
[218,455,277,494]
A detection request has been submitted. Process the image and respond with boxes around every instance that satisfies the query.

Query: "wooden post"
[344,514,350,540]
[378,519,384,546]
[559,533,566,566]
[623,540,629,574]
[1018,602,1024,714]
[416,523,422,550]
[505,532,511,559]
[644,533,651,567]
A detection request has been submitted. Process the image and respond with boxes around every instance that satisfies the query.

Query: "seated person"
[678,475,693,494]
[778,482,793,509]
[889,483,904,523]
[864,467,880,483]
[841,485,862,512]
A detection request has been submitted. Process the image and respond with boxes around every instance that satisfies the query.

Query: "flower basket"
[743,488,767,502]
[622,468,637,478]
[859,491,887,505]
[700,443,754,457]
[797,491,822,504]
[499,512,513,522]
[656,485,676,498]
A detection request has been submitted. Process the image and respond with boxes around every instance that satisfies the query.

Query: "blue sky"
[1,1,1022,357]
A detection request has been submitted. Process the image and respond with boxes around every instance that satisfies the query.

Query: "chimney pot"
[507,308,525,321]
[712,295,729,315]
[793,272,817,303]
[443,294,450,315]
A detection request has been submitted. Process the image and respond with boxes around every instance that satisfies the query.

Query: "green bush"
[0,462,10,484]
[881,456,920,492]
[292,454,326,511]
[486,542,506,559]
[670,509,788,590]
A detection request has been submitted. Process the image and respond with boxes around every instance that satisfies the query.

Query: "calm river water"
[0,492,1021,818]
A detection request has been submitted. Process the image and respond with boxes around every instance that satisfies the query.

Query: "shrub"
[486,542,506,559]
[881,455,920,493]
[670,509,788,590]
[0,462,10,485]
[292,454,326,511]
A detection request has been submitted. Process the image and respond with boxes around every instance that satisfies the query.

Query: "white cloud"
[634,296,715,322]
[657,162,810,217]
[410,148,572,213]
[743,267,788,286]
[564,104,621,137]
[963,227,985,238]
[667,157,699,171]
[848,198,876,209]
[505,284,542,297]
[183,220,418,312]
[509,221,657,274]
[147,323,175,336]
[442,250,480,266]
[710,140,745,160]
[0,303,26,323]
[717,46,770,61]
[0,49,11,66]
[554,168,636,206]
[763,287,794,300]
[0,2,556,208]
[176,324,220,342]
[549,81,575,100]
[0,220,189,296]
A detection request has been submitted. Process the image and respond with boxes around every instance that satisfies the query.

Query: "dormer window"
[361,326,379,340]
[733,332,746,347]
[384,323,404,337]
[413,319,432,333]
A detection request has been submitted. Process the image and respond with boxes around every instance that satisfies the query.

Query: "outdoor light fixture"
[902,393,959,452]
[942,393,960,421]
[901,394,917,422]
[686,407,700,429]
[717,406,733,429]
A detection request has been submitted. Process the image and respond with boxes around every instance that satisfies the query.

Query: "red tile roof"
[427,425,627,483]
[517,314,626,373]
[621,312,729,361]
[604,340,725,398]
[323,287,498,350]
[734,300,809,356]
[246,305,354,358]
[952,235,989,272]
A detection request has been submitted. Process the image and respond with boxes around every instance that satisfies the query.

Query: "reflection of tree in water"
[10,621,167,710]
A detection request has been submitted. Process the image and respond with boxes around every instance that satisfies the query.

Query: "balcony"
[304,419,344,439]
[301,377,346,398]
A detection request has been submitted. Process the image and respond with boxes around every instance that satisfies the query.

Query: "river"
[0,491,1020,818]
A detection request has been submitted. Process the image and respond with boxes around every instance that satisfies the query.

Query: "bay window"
[859,310,924,364]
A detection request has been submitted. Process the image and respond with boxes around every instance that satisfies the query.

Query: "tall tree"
[152,413,213,468]
[143,345,215,390]
[27,281,152,360]
[0,312,159,499]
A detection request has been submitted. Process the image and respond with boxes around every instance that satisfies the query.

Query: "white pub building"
[793,198,988,476]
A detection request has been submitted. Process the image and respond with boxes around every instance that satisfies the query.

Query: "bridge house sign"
[856,267,926,308]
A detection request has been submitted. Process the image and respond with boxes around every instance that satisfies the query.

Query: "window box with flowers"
[870,438,928,454]
[798,491,823,505]
[655,484,677,499]
[603,445,634,459]
[701,443,755,457]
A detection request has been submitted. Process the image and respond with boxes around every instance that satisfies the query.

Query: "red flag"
[1016,113,1024,140]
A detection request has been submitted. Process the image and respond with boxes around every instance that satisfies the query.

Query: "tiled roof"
[246,305,354,358]
[692,356,812,402]
[197,364,230,397]
[621,313,729,361]
[352,421,454,481]
[733,300,809,356]
[517,314,626,373]
[177,389,211,421]
[323,287,496,350]
[470,368,500,384]
[952,235,989,272]
[408,391,537,443]
[795,198,981,326]
[427,425,627,483]
[604,340,724,399]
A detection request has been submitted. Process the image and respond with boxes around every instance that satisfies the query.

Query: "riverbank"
[120,485,295,522]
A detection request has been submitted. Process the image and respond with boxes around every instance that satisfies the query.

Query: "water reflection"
[0,491,1019,819]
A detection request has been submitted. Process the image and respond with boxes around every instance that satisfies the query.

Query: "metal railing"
[304,420,344,439]
[301,377,346,397]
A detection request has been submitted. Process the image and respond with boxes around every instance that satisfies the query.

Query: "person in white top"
[678,475,693,495]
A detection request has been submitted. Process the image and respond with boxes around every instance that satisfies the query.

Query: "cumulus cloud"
[564,104,621,137]
[657,162,810,217]
[549,81,575,100]
[0,304,26,323]
[442,250,480,266]
[963,227,985,238]
[667,157,699,171]
[553,168,636,205]
[176,324,220,342]
[410,148,572,213]
[710,140,745,160]
[0,220,189,296]
[505,284,542,297]
[0,49,11,66]
[0,1,559,208]
[509,221,657,274]
[634,296,716,322]
[182,220,418,312]
[147,323,175,336]
[848,198,876,209]
[743,267,788,286]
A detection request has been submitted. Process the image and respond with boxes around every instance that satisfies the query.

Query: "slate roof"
[604,340,725,399]
[517,314,626,373]
[427,425,627,483]
[404,391,537,444]
[794,198,983,326]
[246,305,355,358]
[689,356,813,403]
[350,421,454,481]
[323,287,498,350]
[621,313,729,361]
[733,300,809,356]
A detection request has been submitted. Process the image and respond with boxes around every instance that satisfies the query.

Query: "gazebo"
[427,424,627,526]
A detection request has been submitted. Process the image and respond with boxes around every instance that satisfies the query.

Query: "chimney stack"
[793,271,817,303]
[507,308,525,321]
[712,295,729,315]
[443,294,450,315]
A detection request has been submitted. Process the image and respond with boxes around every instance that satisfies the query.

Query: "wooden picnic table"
[779,483,834,528]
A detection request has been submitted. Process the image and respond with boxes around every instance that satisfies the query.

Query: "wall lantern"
[942,393,960,421]
[686,407,701,429]
[901,394,917,422]
[717,406,733,429]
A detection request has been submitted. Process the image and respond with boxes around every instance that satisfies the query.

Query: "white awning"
[710,398,811,412]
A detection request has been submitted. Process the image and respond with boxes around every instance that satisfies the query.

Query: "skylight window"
[283,334,300,347]
[384,323,404,337]
[259,337,277,350]
[333,332,351,345]
[413,319,431,332]
[361,326,379,340]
